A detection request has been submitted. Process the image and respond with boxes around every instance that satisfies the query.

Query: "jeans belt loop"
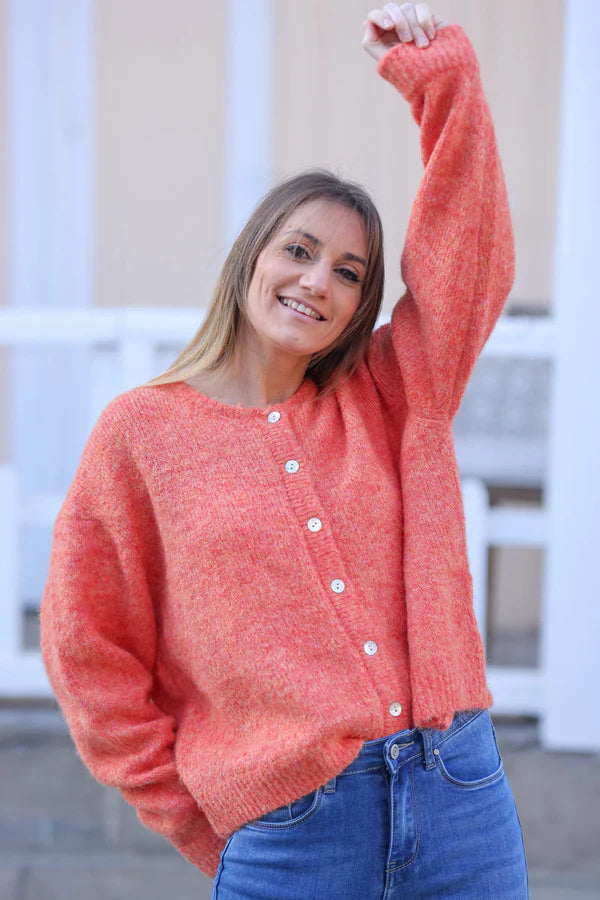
[323,775,337,794]
[420,727,437,771]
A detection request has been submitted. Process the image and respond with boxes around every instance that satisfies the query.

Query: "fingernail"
[382,16,394,27]
[416,35,428,47]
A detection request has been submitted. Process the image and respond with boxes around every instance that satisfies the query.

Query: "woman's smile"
[277,296,327,322]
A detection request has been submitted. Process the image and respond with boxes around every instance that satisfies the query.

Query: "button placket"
[264,406,397,720]
[267,411,334,590]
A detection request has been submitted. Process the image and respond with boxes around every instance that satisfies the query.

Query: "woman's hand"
[362,3,448,61]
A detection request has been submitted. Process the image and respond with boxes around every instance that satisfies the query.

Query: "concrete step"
[1,706,599,898]
[494,718,600,873]
[2,857,597,900]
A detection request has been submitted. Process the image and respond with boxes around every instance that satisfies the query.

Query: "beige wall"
[95,0,226,310]
[1,1,564,316]
[92,0,563,314]
[273,0,563,314]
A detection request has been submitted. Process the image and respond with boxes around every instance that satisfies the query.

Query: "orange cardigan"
[40,25,514,879]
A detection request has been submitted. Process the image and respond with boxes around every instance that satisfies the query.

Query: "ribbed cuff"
[376,24,479,102]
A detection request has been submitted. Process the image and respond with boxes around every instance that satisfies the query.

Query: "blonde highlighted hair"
[142,168,385,401]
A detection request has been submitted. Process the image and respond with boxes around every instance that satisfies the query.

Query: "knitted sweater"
[40,25,514,880]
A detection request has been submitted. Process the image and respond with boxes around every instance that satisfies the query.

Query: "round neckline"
[165,375,318,418]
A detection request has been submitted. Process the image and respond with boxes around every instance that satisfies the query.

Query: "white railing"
[0,309,560,741]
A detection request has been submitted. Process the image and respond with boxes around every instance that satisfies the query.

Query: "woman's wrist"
[376,23,479,100]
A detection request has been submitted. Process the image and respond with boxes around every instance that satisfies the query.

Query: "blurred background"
[1,0,598,898]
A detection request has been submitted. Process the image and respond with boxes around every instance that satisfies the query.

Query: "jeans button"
[390,744,400,759]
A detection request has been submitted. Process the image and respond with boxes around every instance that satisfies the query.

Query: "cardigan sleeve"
[39,398,226,878]
[365,24,514,420]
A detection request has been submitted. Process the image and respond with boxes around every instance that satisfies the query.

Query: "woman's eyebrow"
[283,229,367,266]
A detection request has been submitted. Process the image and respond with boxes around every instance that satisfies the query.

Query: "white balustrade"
[1,308,593,751]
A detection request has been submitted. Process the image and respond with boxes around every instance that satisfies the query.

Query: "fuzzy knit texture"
[40,24,514,880]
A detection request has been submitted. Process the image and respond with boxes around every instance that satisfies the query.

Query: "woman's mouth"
[278,296,326,322]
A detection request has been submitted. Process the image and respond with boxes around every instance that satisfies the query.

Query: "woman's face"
[243,198,368,366]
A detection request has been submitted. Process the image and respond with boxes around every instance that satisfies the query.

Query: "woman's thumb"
[362,19,380,44]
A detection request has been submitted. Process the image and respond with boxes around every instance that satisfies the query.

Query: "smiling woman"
[39,4,528,897]
[141,171,386,408]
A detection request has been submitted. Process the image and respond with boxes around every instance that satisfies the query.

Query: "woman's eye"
[284,245,361,284]
[338,267,360,284]
[285,243,309,259]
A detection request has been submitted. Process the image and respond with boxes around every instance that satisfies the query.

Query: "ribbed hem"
[410,664,494,732]
[201,672,493,838]
[204,733,368,839]
[376,23,479,102]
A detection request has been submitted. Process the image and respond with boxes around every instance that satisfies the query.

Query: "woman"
[40,4,529,897]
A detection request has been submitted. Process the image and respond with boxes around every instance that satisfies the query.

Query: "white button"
[330,579,345,593]
[307,517,322,532]
[285,459,299,473]
[364,641,377,656]
[389,702,402,717]
[390,744,400,759]
[267,411,281,423]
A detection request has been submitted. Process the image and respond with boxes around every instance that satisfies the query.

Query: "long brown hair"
[142,168,385,401]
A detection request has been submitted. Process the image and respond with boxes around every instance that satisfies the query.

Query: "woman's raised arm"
[363,4,514,421]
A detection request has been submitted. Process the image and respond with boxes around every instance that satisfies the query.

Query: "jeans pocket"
[434,710,505,790]
[244,786,323,830]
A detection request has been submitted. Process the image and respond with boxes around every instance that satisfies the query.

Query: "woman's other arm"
[40,398,225,877]
[363,4,514,420]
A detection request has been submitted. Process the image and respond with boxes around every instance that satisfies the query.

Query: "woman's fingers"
[364,8,397,34]
[385,3,446,45]
[363,8,405,60]
[362,18,381,44]
[397,3,431,46]
[362,4,449,60]
[382,4,413,41]
[415,4,436,39]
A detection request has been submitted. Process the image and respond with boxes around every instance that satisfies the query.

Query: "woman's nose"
[299,262,331,295]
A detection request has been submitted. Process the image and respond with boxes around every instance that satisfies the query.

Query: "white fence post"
[0,463,50,696]
[1,308,594,748]
[224,0,274,247]
[0,466,20,659]
[462,477,489,646]
[118,311,159,391]
[541,0,600,752]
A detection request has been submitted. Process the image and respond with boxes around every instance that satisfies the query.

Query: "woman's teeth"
[278,296,324,321]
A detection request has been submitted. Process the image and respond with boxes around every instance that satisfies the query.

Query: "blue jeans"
[212,709,529,898]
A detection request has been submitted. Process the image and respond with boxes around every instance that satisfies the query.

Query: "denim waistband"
[334,709,485,779]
